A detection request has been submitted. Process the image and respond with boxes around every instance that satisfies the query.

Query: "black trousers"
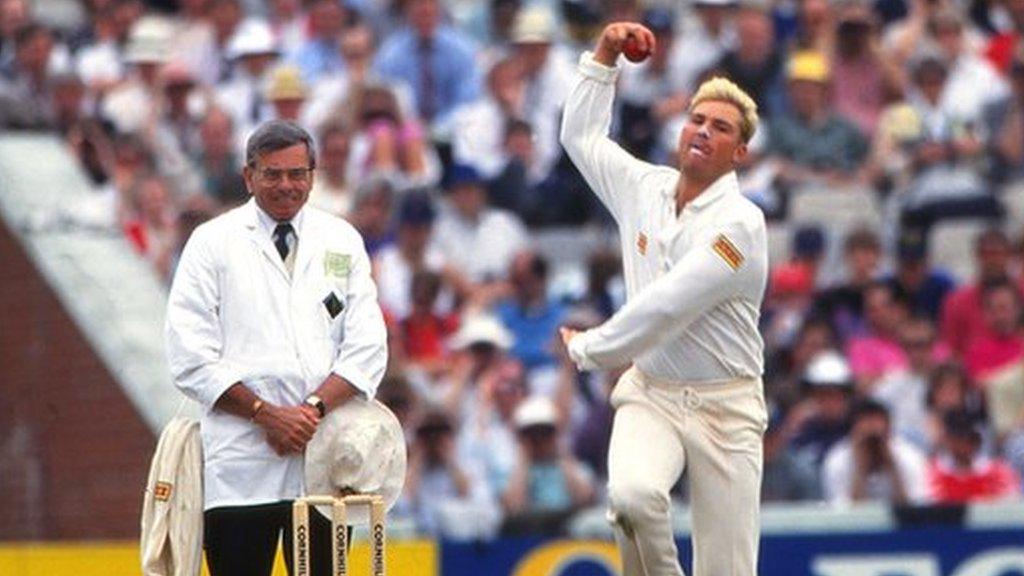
[204,501,346,576]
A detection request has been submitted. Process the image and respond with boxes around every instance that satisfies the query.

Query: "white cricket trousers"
[606,367,767,576]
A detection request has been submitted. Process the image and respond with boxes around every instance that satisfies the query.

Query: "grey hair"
[245,120,317,168]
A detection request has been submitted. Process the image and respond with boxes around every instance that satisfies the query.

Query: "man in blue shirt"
[885,229,956,322]
[289,0,349,83]
[373,0,482,130]
[496,251,567,378]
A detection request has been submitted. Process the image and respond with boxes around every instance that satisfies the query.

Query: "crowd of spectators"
[5,0,1024,538]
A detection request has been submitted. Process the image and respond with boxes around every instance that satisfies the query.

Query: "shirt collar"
[662,170,739,211]
[254,200,306,239]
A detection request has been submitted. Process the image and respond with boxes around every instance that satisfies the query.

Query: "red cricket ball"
[622,35,651,63]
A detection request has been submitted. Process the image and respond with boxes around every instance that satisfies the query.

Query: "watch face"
[307,396,326,417]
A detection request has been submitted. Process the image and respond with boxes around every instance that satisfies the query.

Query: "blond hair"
[689,77,759,143]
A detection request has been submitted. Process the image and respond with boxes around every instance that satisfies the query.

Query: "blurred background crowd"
[4,0,1024,539]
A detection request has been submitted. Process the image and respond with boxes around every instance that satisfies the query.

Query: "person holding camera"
[821,399,930,505]
[402,410,497,537]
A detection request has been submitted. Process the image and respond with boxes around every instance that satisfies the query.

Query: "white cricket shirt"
[561,52,768,383]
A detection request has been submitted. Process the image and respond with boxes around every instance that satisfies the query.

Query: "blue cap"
[793,226,825,258]
[444,163,483,190]
[897,228,928,262]
[643,8,675,34]
[398,192,436,226]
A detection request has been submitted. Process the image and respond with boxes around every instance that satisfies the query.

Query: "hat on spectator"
[511,5,558,44]
[125,16,174,64]
[643,7,676,34]
[304,398,407,519]
[786,50,830,83]
[694,0,739,7]
[793,226,825,259]
[397,192,436,226]
[448,313,514,351]
[226,19,280,60]
[514,395,558,429]
[897,228,928,262]
[803,350,853,388]
[265,65,308,100]
[443,163,484,190]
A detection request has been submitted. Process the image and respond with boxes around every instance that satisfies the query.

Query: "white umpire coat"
[165,199,388,510]
[561,52,768,383]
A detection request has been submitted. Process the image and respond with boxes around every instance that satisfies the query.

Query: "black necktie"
[273,223,294,261]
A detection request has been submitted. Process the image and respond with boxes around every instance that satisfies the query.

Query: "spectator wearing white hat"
[783,350,856,468]
[216,19,281,139]
[98,18,207,199]
[508,4,575,181]
[501,395,596,533]
[101,15,173,134]
[438,312,517,419]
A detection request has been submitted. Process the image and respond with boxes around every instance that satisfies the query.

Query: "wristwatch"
[305,394,326,418]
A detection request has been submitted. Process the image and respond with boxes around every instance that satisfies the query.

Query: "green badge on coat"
[324,252,351,278]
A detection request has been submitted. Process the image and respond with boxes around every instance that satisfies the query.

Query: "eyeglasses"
[255,166,313,184]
